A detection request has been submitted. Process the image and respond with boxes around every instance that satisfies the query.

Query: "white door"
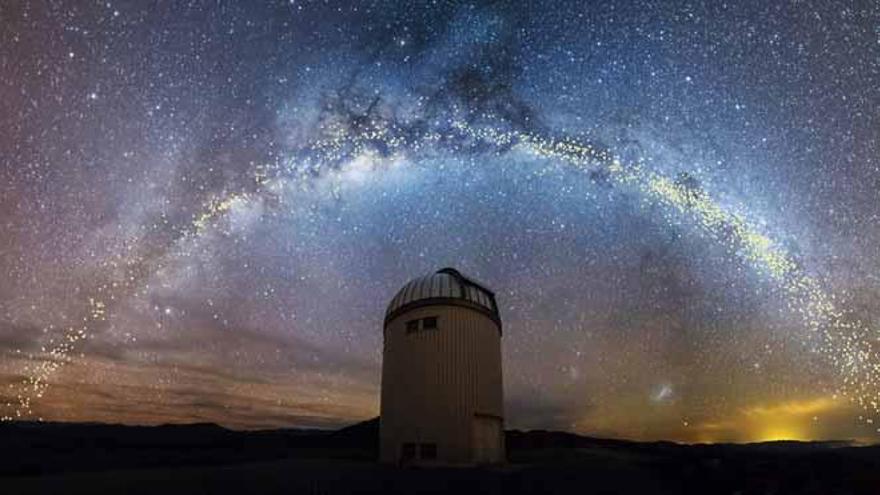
[472,415,501,463]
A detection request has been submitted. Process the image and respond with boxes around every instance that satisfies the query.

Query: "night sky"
[2,1,879,443]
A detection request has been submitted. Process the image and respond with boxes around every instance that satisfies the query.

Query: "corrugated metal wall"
[380,304,504,465]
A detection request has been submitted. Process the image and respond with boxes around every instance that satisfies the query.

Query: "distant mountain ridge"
[1,416,863,477]
[3,418,879,494]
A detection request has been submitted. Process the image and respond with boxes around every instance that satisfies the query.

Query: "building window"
[405,317,438,334]
[420,443,437,460]
[401,442,416,460]
[405,319,419,334]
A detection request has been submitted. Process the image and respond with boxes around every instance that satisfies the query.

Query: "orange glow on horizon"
[574,396,846,444]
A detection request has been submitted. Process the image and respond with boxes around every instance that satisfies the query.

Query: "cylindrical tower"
[380,268,504,465]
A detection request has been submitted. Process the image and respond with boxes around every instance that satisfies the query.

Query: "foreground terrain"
[2,419,878,494]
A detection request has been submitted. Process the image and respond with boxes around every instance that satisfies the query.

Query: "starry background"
[1,0,879,443]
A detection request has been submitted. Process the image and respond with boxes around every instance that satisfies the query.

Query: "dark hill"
[2,418,879,494]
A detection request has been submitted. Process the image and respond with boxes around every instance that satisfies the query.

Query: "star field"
[1,1,879,443]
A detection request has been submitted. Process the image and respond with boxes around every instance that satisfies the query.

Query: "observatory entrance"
[472,414,503,464]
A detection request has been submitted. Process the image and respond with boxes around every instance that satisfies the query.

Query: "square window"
[405,320,419,334]
[422,317,438,330]
[401,442,416,460]
[420,443,437,459]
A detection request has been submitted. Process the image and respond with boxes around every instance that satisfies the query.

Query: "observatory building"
[380,268,504,465]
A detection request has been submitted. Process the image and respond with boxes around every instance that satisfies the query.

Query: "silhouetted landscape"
[3,419,879,494]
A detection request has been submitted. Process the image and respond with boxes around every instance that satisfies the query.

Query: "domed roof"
[385,268,501,328]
